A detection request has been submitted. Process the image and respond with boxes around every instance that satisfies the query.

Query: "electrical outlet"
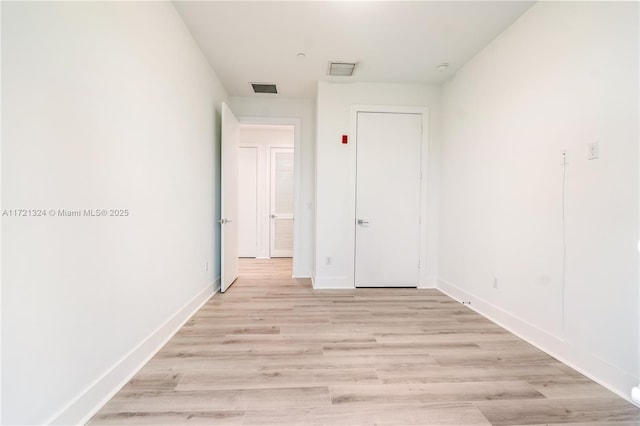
[326,256,332,265]
[588,142,599,160]
[493,277,498,289]
[561,150,568,165]
[205,261,209,272]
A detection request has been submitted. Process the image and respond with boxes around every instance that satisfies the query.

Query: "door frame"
[237,116,302,276]
[348,105,429,288]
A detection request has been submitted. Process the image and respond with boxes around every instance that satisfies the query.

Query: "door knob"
[219,218,233,224]
[271,214,277,219]
[357,219,369,225]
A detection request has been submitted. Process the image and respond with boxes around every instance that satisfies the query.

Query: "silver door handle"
[271,214,277,219]
[357,219,369,225]
[219,218,233,224]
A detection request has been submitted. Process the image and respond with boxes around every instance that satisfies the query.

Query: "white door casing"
[270,147,294,257]
[221,102,240,292]
[354,111,422,287]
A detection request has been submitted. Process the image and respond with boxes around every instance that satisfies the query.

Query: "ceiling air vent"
[328,62,357,77]
[251,83,278,94]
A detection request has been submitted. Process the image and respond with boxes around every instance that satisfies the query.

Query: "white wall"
[229,97,315,277]
[439,1,639,402]
[1,2,228,424]
[315,81,441,289]
[238,125,294,258]
[240,125,295,147]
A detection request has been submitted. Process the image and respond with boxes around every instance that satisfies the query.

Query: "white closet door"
[270,148,294,257]
[238,147,258,257]
[355,112,422,287]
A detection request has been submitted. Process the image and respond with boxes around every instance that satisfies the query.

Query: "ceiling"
[173,1,535,99]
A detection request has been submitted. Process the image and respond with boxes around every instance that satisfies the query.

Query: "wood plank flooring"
[90,258,640,425]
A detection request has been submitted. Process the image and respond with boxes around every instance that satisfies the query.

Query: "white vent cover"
[328,62,357,76]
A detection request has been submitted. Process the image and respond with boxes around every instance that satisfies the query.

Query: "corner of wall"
[49,282,216,425]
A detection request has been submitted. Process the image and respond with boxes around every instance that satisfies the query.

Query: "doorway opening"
[237,123,295,263]
[238,257,293,280]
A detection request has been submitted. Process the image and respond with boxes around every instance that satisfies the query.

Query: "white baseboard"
[292,271,312,279]
[437,278,639,406]
[419,275,437,289]
[632,386,640,406]
[313,275,354,289]
[313,276,436,290]
[47,280,218,425]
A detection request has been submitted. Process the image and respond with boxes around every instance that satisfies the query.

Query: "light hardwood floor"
[90,258,640,425]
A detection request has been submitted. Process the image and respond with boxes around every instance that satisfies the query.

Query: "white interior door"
[221,102,240,292]
[270,147,294,257]
[238,146,258,257]
[355,112,422,287]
